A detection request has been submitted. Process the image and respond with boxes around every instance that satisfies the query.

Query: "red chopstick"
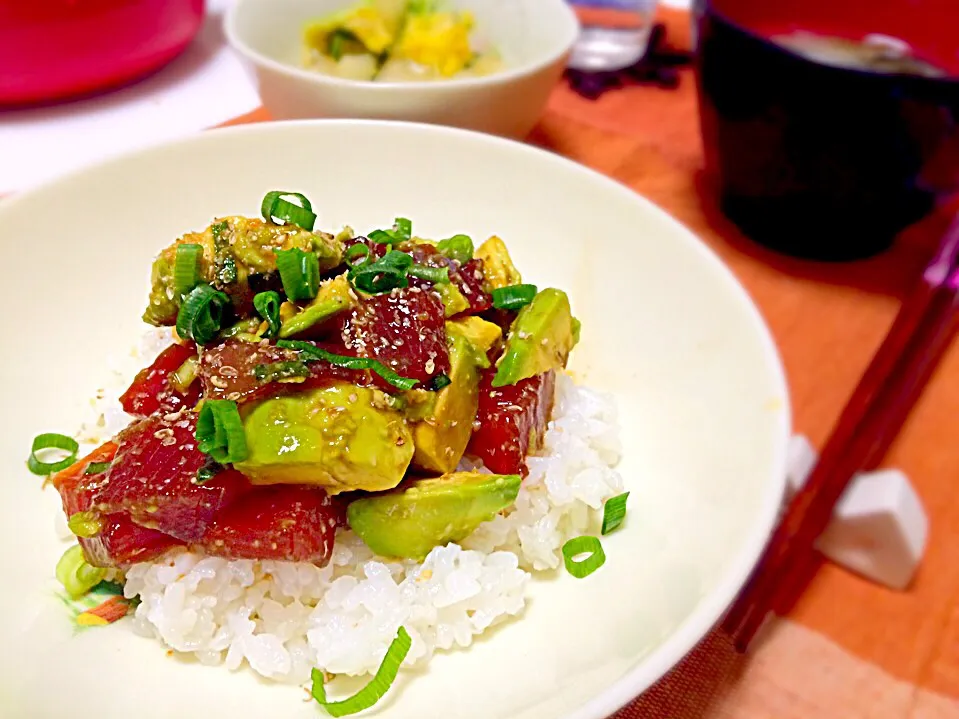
[722,217,959,652]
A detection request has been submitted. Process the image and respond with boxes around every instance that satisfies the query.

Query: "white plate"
[0,120,789,719]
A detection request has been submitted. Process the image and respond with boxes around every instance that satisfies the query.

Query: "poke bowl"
[0,120,789,718]
[224,0,579,138]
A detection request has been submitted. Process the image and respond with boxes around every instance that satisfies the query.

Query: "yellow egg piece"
[394,12,476,77]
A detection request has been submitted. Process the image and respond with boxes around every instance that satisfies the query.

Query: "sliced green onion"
[329,29,351,60]
[174,243,204,297]
[311,626,412,717]
[492,284,538,311]
[276,248,320,301]
[170,356,200,394]
[351,251,414,295]
[392,218,412,242]
[562,536,606,579]
[212,220,228,241]
[601,492,629,535]
[261,191,317,231]
[408,265,450,285]
[367,217,412,246]
[56,544,106,598]
[27,433,79,476]
[68,511,103,538]
[176,284,231,345]
[217,255,238,285]
[253,291,282,339]
[345,243,372,267]
[254,360,312,383]
[430,373,452,391]
[277,340,419,391]
[436,234,474,264]
[196,459,223,484]
[367,229,394,245]
[84,461,111,475]
[196,400,248,464]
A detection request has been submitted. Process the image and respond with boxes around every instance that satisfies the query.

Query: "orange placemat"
[229,10,959,717]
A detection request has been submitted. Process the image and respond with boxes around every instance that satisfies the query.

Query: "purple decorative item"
[565,24,692,100]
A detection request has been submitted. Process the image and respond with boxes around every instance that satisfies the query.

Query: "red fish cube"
[341,287,449,388]
[120,341,200,417]
[467,370,556,475]
[90,414,251,542]
[201,484,337,565]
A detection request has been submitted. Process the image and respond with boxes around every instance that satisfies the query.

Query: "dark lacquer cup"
[694,0,959,261]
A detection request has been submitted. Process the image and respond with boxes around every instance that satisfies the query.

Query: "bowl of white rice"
[0,120,789,719]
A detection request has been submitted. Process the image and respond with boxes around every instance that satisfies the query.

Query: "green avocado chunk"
[234,383,414,495]
[142,216,344,326]
[476,236,521,290]
[347,472,522,560]
[412,333,481,473]
[279,273,356,338]
[492,288,576,387]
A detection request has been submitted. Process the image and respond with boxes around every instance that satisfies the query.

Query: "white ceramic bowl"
[0,120,789,719]
[224,0,579,138]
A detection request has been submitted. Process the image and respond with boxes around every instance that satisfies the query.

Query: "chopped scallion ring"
[173,243,204,297]
[196,399,248,464]
[367,217,413,245]
[408,265,450,285]
[276,248,320,301]
[392,218,412,242]
[176,284,232,345]
[68,511,103,538]
[430,373,452,391]
[254,360,312,383]
[253,291,283,339]
[345,243,372,267]
[562,536,606,579]
[84,461,112,475]
[492,284,538,311]
[367,229,394,245]
[260,191,317,231]
[350,251,414,295]
[27,433,79,476]
[56,544,106,598]
[436,234,474,264]
[277,340,419,391]
[601,492,629,535]
[311,626,412,717]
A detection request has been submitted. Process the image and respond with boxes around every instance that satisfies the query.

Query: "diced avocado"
[447,317,502,364]
[347,472,521,560]
[142,254,179,325]
[235,383,413,494]
[476,236,522,290]
[412,334,480,473]
[142,216,344,326]
[435,282,470,317]
[492,289,576,388]
[279,274,356,338]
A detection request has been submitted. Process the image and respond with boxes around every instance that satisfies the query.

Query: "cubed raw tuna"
[120,341,200,417]
[81,414,251,542]
[341,286,449,389]
[199,339,369,403]
[467,370,556,475]
[80,513,184,568]
[201,484,338,564]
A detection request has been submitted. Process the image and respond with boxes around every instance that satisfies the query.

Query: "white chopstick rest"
[785,436,928,590]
